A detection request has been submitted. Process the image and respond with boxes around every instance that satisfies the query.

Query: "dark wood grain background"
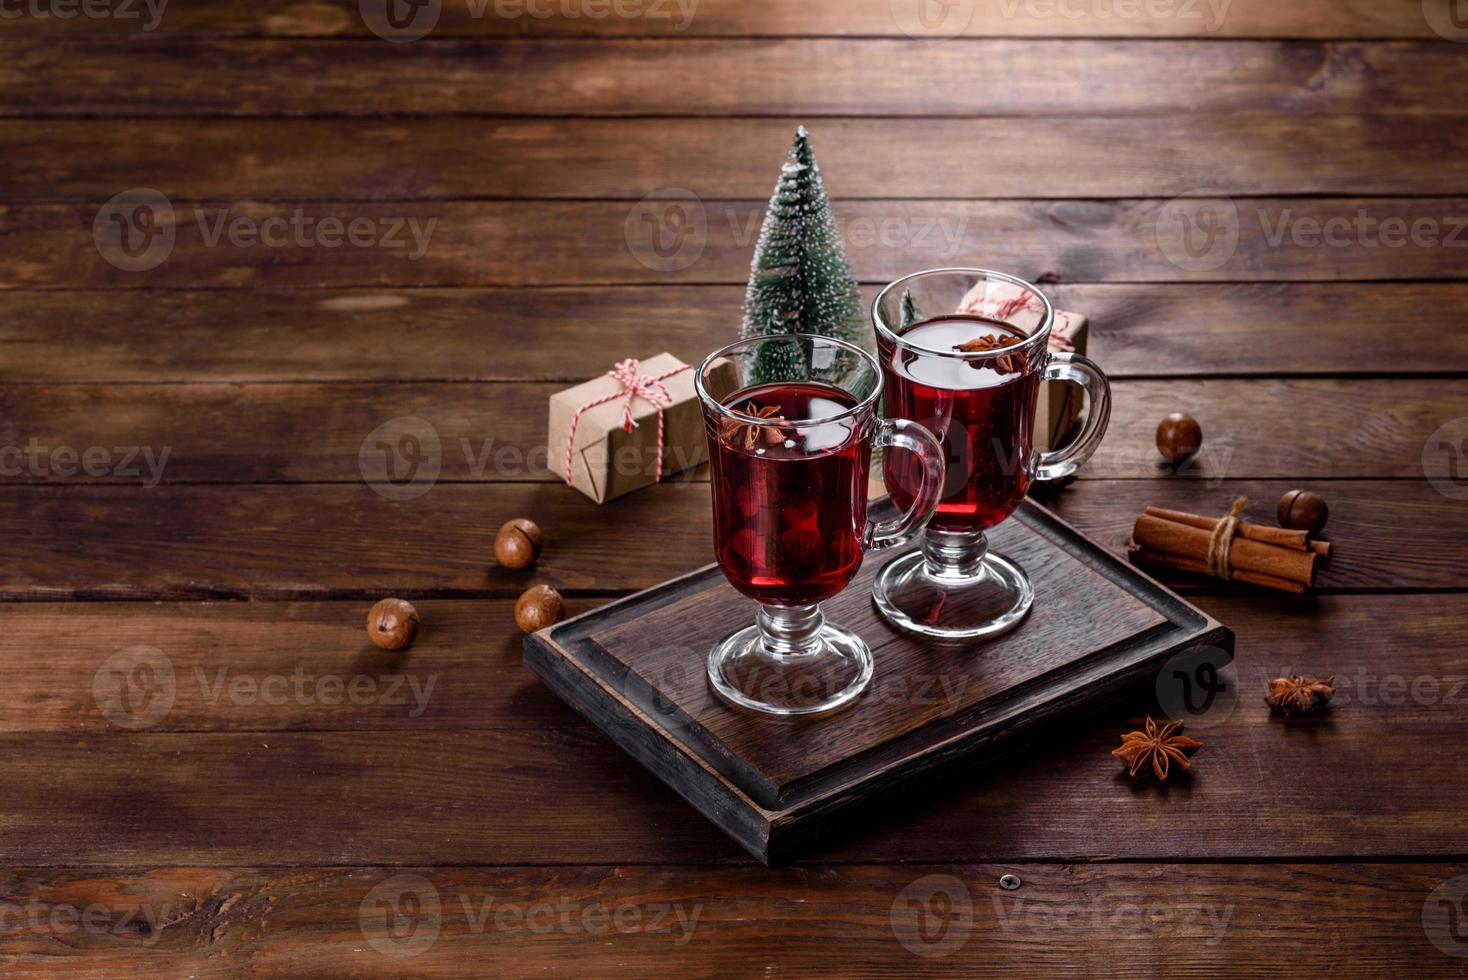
[1,0,1466,974]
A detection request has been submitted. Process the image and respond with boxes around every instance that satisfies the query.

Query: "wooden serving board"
[523,499,1233,865]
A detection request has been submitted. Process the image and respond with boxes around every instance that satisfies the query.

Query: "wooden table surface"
[3,1,1467,975]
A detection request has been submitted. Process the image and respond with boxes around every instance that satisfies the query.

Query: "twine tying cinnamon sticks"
[1129,497,1327,594]
[1206,497,1248,581]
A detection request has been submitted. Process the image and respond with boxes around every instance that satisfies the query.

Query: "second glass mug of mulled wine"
[695,334,945,717]
[872,268,1113,640]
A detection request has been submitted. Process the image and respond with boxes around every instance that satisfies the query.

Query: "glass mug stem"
[755,603,826,658]
[922,527,988,580]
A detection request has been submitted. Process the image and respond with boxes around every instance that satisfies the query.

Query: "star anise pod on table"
[720,402,790,451]
[1111,717,1203,781]
[1265,675,1335,715]
[953,333,1026,374]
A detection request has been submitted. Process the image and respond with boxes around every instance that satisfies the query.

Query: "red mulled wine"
[708,381,871,606]
[880,315,1040,532]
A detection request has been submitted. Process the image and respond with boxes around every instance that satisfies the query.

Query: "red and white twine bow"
[564,358,691,485]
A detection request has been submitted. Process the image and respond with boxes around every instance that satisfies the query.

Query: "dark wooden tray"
[523,498,1233,865]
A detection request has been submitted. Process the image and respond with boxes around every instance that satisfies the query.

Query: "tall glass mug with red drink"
[696,335,945,716]
[872,269,1112,640]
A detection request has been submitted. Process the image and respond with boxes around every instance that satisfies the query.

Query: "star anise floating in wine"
[1265,674,1335,715]
[1111,717,1203,781]
[720,402,791,451]
[953,333,1026,374]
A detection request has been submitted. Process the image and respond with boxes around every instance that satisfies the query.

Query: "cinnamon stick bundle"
[1144,506,1330,559]
[1130,499,1318,594]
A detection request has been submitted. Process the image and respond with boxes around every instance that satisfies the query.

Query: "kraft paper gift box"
[549,353,732,504]
[958,282,1090,453]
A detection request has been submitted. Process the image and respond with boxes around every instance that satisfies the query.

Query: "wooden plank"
[2,284,1464,382]
[1198,591,1468,703]
[0,594,1458,734]
[0,599,593,734]
[11,115,1468,201]
[1045,480,1468,591]
[0,480,1459,599]
[0,704,1462,864]
[4,40,1465,117]
[0,378,1459,483]
[0,381,571,484]
[0,287,745,383]
[1055,282,1468,377]
[0,864,1459,977]
[10,198,1468,288]
[1090,378,1468,479]
[0,0,1442,38]
[0,482,717,599]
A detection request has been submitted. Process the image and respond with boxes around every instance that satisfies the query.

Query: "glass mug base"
[707,604,875,717]
[872,530,1034,641]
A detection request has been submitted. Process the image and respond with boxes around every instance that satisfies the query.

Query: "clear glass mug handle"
[864,418,945,550]
[1034,352,1113,482]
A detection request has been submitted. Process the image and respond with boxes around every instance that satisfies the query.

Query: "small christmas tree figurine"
[741,127,866,381]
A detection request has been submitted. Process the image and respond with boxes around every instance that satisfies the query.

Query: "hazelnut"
[515,585,564,634]
[367,598,420,651]
[494,518,543,570]
[1156,412,1203,463]
[1278,490,1329,534]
